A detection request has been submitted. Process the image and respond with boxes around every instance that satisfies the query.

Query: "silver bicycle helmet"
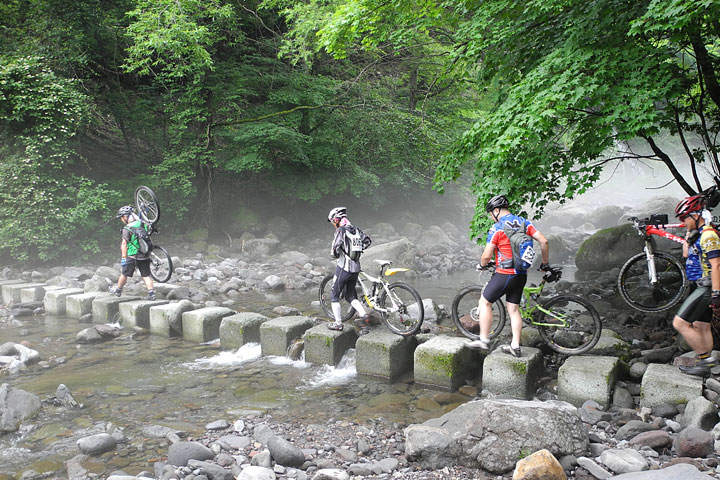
[327,207,347,222]
[117,205,134,218]
[485,195,509,212]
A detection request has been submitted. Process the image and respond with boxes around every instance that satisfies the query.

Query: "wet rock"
[76,327,103,343]
[78,313,93,323]
[272,306,301,316]
[673,427,714,458]
[55,384,80,408]
[95,324,121,339]
[66,454,91,480]
[512,449,566,480]
[77,433,117,455]
[0,383,41,432]
[167,441,214,466]
[264,275,286,291]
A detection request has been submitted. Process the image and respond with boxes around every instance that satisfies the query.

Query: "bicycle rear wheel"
[148,246,173,283]
[378,282,424,336]
[135,186,160,225]
[535,295,602,355]
[618,252,688,312]
[451,286,507,340]
[318,273,356,322]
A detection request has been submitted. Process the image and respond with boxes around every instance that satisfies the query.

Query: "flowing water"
[0,268,566,478]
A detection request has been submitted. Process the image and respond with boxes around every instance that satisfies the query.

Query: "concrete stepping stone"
[66,292,111,319]
[119,300,170,329]
[304,323,357,366]
[149,301,195,337]
[2,282,46,304]
[259,316,315,356]
[20,285,64,303]
[640,363,704,408]
[558,355,621,407]
[414,335,482,391]
[219,312,270,349]
[355,329,417,381]
[182,307,235,343]
[44,288,84,316]
[92,295,141,323]
[482,346,543,399]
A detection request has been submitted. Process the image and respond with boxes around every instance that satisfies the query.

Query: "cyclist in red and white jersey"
[466,195,549,357]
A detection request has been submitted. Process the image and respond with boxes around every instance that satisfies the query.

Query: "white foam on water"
[302,349,357,389]
[185,343,262,369]
[268,355,310,369]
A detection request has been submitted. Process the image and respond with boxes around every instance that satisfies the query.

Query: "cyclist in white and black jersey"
[327,207,372,331]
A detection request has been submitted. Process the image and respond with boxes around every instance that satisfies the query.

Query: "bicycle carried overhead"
[133,186,173,283]
[318,259,424,336]
[451,263,602,355]
[617,181,720,312]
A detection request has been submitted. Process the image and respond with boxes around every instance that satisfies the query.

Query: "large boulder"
[242,235,280,257]
[0,383,41,432]
[404,399,587,474]
[361,238,420,270]
[575,223,645,272]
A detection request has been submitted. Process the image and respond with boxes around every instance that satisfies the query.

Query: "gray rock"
[218,434,251,450]
[613,386,635,409]
[77,433,117,455]
[95,324,121,339]
[311,470,349,480]
[167,441,214,466]
[251,449,273,468]
[673,427,714,458]
[187,460,233,480]
[576,456,612,479]
[76,327,103,343]
[55,384,80,408]
[651,403,678,418]
[0,383,41,432]
[629,362,648,380]
[628,430,672,451]
[404,398,587,473]
[206,419,230,430]
[141,425,180,438]
[681,396,718,430]
[609,463,715,479]
[599,448,647,474]
[253,424,275,444]
[347,464,372,476]
[615,420,657,441]
[66,454,91,480]
[236,466,276,480]
[267,436,305,467]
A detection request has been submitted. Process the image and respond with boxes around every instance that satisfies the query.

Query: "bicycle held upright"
[452,263,602,355]
[318,259,424,336]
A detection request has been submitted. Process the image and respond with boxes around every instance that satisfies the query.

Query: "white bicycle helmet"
[117,205,134,218]
[327,207,347,222]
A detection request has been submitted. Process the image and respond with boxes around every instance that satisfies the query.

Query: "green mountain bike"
[451,264,602,355]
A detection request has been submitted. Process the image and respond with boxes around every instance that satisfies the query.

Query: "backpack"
[345,227,371,261]
[125,223,153,255]
[501,219,535,270]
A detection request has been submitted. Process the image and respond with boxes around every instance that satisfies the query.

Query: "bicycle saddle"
[374,259,392,266]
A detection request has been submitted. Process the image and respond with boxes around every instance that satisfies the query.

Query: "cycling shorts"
[121,257,152,278]
[331,267,359,303]
[676,285,712,324]
[482,272,527,305]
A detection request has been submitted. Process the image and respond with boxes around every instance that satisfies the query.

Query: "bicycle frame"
[630,219,686,284]
[355,267,405,314]
[516,280,568,328]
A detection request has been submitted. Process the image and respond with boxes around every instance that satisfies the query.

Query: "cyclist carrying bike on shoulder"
[326,207,372,332]
[673,195,720,376]
[467,195,549,357]
[109,205,156,301]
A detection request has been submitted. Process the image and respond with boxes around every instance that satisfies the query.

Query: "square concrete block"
[2,283,46,304]
[66,292,111,318]
[355,330,418,381]
[92,295,141,323]
[304,323,357,366]
[640,363,704,408]
[44,288,84,316]
[482,346,544,399]
[182,307,236,343]
[20,285,64,303]
[414,335,484,391]
[259,316,316,356]
[149,301,196,337]
[219,312,270,349]
[119,300,170,329]
[558,355,621,408]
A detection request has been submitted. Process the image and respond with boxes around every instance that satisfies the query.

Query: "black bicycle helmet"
[117,205,134,218]
[486,195,509,212]
[674,195,705,218]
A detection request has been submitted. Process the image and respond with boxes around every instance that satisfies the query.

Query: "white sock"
[350,299,367,317]
[511,341,520,349]
[331,302,343,324]
[479,336,489,343]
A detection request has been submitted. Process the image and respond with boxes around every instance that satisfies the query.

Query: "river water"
[0,267,565,478]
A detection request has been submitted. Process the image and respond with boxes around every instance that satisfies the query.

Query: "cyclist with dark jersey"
[326,207,372,332]
[466,195,549,357]
[109,205,156,300]
[673,195,720,376]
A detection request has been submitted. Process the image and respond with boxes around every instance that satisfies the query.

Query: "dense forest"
[1,0,719,263]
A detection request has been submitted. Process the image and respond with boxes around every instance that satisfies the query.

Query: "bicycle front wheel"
[536,295,602,355]
[378,282,424,336]
[318,274,356,322]
[618,252,688,312]
[135,186,161,225]
[451,286,507,340]
[149,246,173,283]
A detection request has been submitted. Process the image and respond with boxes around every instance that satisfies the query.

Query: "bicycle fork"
[643,243,659,285]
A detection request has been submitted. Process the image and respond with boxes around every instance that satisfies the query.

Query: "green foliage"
[0,56,113,262]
